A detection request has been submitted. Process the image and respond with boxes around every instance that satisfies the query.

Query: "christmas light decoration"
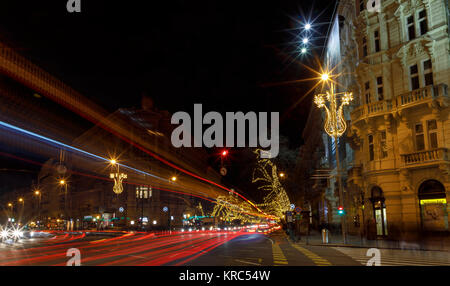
[251,149,291,219]
[314,77,353,138]
[110,161,127,195]
[314,74,352,244]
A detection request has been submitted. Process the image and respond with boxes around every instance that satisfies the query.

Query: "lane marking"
[234,259,261,266]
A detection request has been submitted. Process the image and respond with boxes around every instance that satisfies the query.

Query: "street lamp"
[59,179,69,225]
[302,37,309,44]
[171,176,177,182]
[34,190,42,225]
[314,72,353,244]
[109,159,127,195]
[7,203,13,218]
[305,23,311,30]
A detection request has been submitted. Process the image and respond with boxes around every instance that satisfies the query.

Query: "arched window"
[418,180,448,231]
[370,186,388,236]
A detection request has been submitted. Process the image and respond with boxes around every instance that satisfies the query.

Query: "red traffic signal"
[221,150,228,157]
[338,206,344,211]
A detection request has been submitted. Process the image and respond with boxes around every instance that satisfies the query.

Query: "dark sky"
[0,0,336,198]
[0,0,335,148]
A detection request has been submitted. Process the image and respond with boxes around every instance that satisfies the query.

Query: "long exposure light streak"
[0,120,168,182]
[0,120,273,219]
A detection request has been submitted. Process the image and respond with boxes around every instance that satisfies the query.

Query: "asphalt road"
[0,230,447,266]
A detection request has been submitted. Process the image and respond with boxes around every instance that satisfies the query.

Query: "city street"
[0,230,448,266]
[0,0,450,274]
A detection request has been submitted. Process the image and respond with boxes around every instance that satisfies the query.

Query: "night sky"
[0,0,336,197]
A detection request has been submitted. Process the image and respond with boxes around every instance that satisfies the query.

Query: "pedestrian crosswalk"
[272,243,288,265]
[334,247,450,266]
[290,243,332,266]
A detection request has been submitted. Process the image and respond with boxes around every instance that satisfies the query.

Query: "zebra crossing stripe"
[333,247,450,266]
[272,243,289,266]
[290,244,332,266]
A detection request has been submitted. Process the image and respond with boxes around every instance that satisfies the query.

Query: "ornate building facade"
[345,0,450,242]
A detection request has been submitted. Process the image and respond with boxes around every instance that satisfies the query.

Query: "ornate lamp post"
[314,73,353,244]
[110,159,127,195]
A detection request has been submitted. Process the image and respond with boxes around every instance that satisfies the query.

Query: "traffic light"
[221,150,228,157]
[338,206,345,216]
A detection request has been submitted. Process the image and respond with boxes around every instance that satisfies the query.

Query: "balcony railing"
[351,99,393,122]
[351,84,448,123]
[401,148,449,166]
[396,85,435,107]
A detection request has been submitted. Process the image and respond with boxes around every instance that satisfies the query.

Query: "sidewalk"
[299,230,450,252]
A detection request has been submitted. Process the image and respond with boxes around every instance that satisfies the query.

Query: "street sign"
[163,206,168,212]
[119,207,124,213]
[295,207,301,213]
[290,204,295,210]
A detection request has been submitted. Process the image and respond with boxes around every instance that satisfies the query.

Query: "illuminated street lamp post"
[34,190,41,225]
[59,179,69,225]
[314,73,353,244]
[18,198,24,221]
[7,203,13,219]
[110,159,127,195]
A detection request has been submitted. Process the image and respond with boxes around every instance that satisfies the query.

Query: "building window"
[423,59,433,86]
[368,134,374,161]
[376,76,384,101]
[410,64,420,90]
[362,36,368,57]
[374,30,380,52]
[136,186,152,199]
[415,123,425,151]
[407,15,415,41]
[418,10,428,35]
[359,0,365,12]
[427,120,438,149]
[365,81,371,104]
[380,131,388,158]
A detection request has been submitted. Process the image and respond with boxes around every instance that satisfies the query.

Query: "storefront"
[418,180,448,232]
[370,186,388,237]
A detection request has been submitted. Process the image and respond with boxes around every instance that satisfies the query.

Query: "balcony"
[400,148,450,168]
[351,84,448,124]
[351,99,393,123]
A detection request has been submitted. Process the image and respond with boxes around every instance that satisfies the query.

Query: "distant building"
[33,97,221,230]
[0,38,221,229]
